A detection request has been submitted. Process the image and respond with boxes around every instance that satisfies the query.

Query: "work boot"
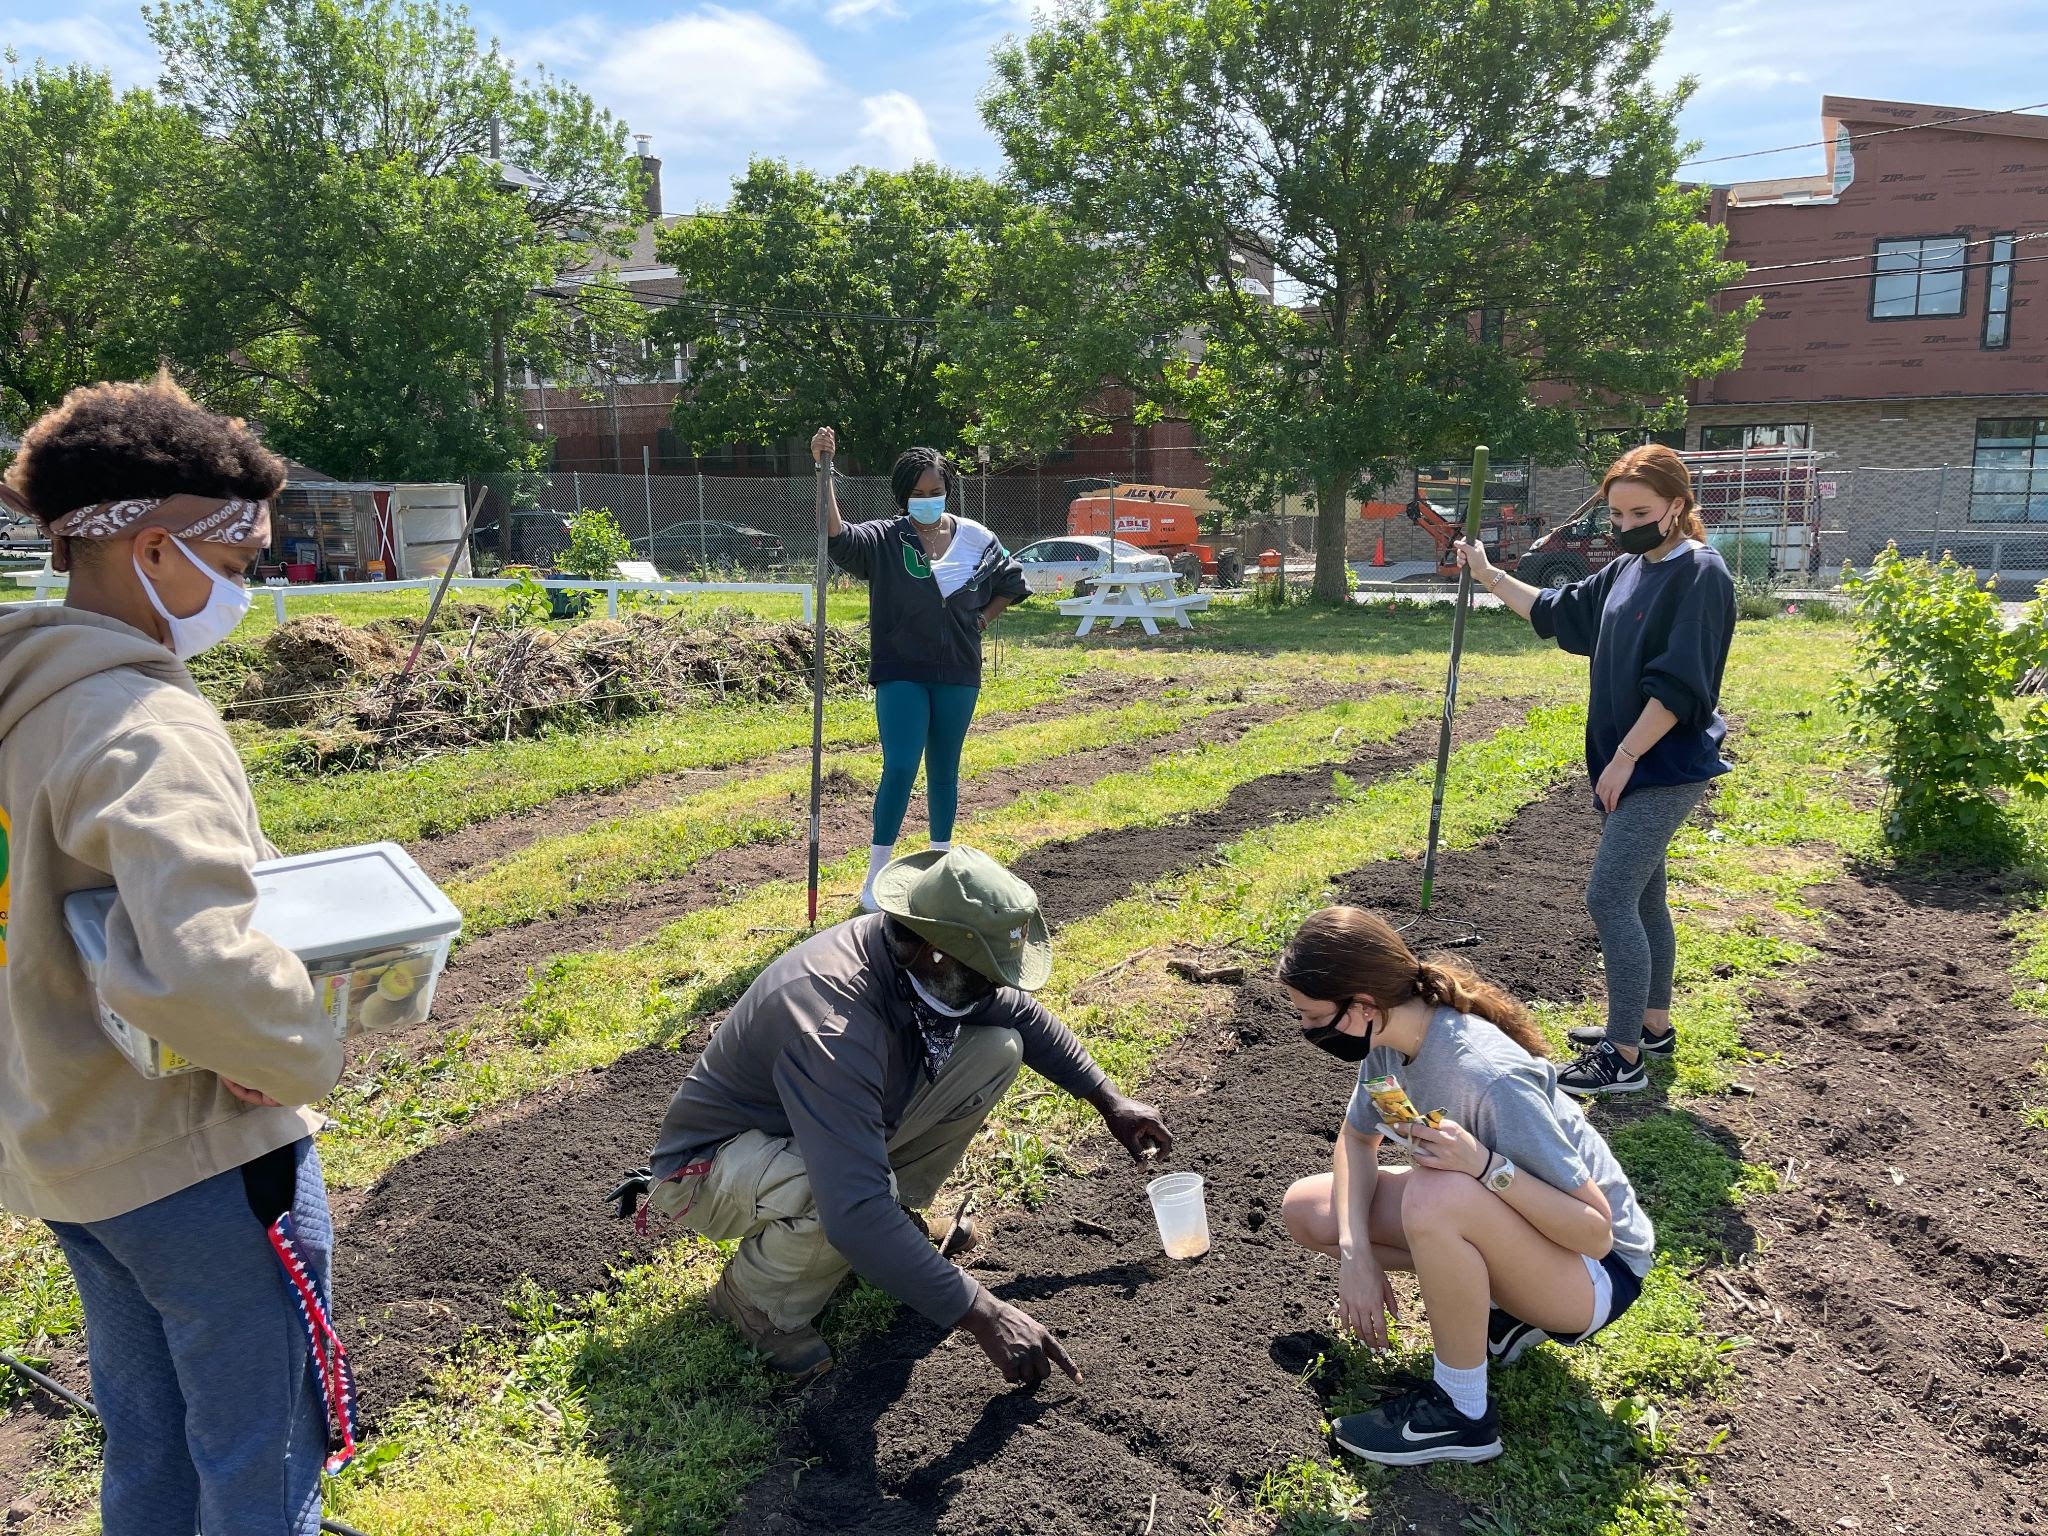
[708,1267,833,1379]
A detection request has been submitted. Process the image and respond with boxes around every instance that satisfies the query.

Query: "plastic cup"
[1146,1172,1211,1260]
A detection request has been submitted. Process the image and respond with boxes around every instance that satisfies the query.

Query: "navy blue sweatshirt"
[828,515,1030,688]
[1530,541,1735,794]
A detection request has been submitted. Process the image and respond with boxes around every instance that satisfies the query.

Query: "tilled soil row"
[727,777,1609,1536]
[411,673,1159,881]
[332,695,1527,1423]
[1681,870,2048,1536]
[411,680,1443,1057]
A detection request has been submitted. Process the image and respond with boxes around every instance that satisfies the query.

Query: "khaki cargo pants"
[651,1025,1023,1331]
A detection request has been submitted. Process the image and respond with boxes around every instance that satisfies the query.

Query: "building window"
[1984,234,2016,350]
[1586,427,1686,453]
[1479,307,1504,347]
[1872,235,1967,318]
[1970,418,2048,523]
[1698,423,1811,451]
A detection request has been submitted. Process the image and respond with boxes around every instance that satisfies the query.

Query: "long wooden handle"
[807,451,834,926]
[1420,445,1489,913]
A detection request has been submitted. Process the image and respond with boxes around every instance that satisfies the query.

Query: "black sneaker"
[1487,1306,1550,1365]
[1567,1022,1676,1056]
[1331,1381,1502,1466]
[1558,1040,1648,1098]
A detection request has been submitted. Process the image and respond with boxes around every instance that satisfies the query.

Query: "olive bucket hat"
[872,846,1053,991]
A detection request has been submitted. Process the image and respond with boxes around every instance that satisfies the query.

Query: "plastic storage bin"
[65,842,463,1080]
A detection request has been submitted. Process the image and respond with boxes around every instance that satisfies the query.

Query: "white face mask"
[134,537,252,660]
[906,494,947,525]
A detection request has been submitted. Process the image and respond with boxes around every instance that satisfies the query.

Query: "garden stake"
[1419,444,1489,912]
[807,449,833,925]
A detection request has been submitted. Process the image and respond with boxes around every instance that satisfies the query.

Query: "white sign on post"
[616,561,660,581]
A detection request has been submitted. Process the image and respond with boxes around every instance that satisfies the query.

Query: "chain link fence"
[478,460,2048,596]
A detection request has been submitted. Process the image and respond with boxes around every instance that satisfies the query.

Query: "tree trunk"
[1313,473,1352,605]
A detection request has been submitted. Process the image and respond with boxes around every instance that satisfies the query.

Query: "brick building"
[1523,96,2048,555]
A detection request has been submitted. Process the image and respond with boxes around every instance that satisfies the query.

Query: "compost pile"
[229,611,867,764]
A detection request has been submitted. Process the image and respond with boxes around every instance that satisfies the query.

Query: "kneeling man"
[642,847,1172,1384]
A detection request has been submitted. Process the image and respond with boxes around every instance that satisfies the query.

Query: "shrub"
[1835,546,2048,865]
[557,506,636,580]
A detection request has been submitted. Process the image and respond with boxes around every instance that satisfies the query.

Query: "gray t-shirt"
[1348,1006,1655,1277]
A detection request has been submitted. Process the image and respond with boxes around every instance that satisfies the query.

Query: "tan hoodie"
[0,607,342,1223]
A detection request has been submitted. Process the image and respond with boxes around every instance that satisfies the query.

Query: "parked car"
[653,520,787,570]
[2,513,50,557]
[1012,536,1175,595]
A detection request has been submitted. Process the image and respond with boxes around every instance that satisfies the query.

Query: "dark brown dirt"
[401,682,1507,1063]
[1681,870,2048,1536]
[725,780,1609,1536]
[409,673,1157,882]
[331,694,1508,1423]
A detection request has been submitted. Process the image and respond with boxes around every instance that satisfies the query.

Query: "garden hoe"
[808,445,833,925]
[1418,445,1489,914]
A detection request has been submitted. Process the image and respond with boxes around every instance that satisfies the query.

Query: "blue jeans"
[45,1137,332,1536]
[873,680,981,844]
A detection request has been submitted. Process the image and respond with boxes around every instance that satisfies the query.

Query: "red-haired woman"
[1277,907,1655,1465]
[1457,445,1735,1097]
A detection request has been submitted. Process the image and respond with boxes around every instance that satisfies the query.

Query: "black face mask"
[1302,1000,1373,1063]
[1612,518,1671,556]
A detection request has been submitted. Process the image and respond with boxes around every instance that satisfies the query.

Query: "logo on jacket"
[903,543,933,581]
[0,804,11,969]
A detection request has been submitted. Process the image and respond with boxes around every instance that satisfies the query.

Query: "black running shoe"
[1331,1381,1502,1466]
[1558,1039,1648,1098]
[1487,1306,1551,1365]
[1568,1022,1676,1057]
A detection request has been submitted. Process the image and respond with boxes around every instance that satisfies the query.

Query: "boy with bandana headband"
[0,377,347,1535]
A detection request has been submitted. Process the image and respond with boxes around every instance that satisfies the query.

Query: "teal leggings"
[873,680,981,844]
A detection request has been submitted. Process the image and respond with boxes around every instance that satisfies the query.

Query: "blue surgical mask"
[906,494,946,525]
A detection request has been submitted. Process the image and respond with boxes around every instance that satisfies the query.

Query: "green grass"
[446,687,1262,937]
[245,648,1094,852]
[323,689,1457,1186]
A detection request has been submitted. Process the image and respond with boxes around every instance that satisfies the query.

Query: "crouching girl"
[1276,906,1654,1464]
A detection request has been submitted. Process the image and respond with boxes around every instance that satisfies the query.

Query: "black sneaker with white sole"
[1487,1306,1551,1366]
[1558,1039,1648,1097]
[1567,1022,1676,1057]
[1332,1381,1502,1466]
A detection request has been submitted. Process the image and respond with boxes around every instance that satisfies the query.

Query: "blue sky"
[6,0,2047,214]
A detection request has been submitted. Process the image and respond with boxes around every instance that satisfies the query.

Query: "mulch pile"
[227,611,867,764]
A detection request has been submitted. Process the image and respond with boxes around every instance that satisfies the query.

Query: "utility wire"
[1676,99,2048,169]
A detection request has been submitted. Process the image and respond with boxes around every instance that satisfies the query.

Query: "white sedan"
[1012,536,1175,595]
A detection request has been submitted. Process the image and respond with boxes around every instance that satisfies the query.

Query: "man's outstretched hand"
[959,1287,1082,1387]
[1090,1088,1174,1163]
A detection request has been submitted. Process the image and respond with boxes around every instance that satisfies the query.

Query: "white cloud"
[524,7,831,150]
[824,0,903,25]
[0,11,160,89]
[857,90,939,166]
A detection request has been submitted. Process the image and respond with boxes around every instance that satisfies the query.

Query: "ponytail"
[1413,958,1548,1059]
[1278,906,1549,1060]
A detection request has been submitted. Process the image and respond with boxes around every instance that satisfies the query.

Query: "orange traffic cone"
[1372,529,1386,567]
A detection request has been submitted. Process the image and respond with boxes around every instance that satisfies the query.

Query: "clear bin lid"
[64,842,461,966]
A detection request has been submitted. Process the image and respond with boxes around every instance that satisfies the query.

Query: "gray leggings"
[1587,780,1708,1047]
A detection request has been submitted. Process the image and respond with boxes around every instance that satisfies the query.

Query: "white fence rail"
[9,572,815,623]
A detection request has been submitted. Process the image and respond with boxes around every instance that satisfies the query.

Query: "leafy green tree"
[658,161,1116,471]
[142,0,642,481]
[986,0,1754,601]
[0,56,205,429]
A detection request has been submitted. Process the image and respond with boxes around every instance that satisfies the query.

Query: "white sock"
[1433,1356,1488,1420]
[929,840,952,853]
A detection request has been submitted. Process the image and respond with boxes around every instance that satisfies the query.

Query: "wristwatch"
[1483,1155,1518,1194]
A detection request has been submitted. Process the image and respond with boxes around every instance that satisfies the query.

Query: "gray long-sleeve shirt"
[650,914,1110,1324]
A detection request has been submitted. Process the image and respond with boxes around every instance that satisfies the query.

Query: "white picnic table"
[1053,567,1210,637]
